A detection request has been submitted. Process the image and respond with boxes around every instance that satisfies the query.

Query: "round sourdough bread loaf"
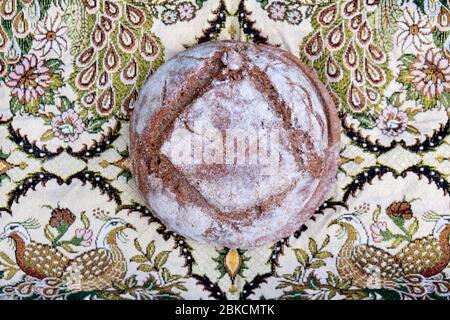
[130,41,340,248]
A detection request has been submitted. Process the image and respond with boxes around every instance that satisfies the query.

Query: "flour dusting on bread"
[130,41,340,248]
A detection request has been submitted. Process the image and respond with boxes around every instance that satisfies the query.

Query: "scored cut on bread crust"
[130,41,340,248]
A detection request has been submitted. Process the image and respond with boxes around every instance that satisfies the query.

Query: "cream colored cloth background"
[0,0,449,299]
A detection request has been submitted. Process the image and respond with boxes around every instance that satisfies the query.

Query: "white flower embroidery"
[34,13,68,57]
[397,8,432,52]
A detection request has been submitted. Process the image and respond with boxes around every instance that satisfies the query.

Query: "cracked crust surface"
[130,41,340,248]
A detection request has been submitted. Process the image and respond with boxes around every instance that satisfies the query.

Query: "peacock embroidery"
[328,214,404,289]
[329,210,450,290]
[63,218,136,291]
[0,211,136,292]
[0,218,70,280]
[396,215,450,278]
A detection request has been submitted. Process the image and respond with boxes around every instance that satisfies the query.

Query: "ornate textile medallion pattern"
[0,0,449,300]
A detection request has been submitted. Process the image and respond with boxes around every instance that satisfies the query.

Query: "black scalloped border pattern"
[0,170,212,297]
[196,0,227,43]
[239,0,268,44]
[6,121,121,160]
[8,124,63,159]
[239,164,449,299]
[196,0,268,45]
[192,274,227,300]
[342,114,450,154]
[0,169,122,215]
[117,203,197,273]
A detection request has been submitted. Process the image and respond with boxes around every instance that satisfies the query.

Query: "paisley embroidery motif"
[0,0,448,300]
[69,1,165,121]
[300,0,395,114]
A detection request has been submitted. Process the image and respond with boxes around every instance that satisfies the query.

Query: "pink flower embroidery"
[75,229,93,247]
[410,49,450,98]
[176,2,196,21]
[370,222,387,243]
[268,2,287,21]
[6,54,51,103]
[51,109,85,142]
[376,106,408,137]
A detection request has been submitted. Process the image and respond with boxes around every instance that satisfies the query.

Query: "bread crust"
[130,41,340,248]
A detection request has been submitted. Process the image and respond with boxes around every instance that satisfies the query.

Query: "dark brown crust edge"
[129,41,341,248]
[242,42,341,248]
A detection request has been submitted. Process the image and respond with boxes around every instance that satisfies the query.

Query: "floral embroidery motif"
[161,9,179,24]
[376,106,408,137]
[300,0,400,113]
[176,2,197,21]
[69,1,165,119]
[269,176,450,300]
[6,54,63,114]
[146,0,200,25]
[0,0,449,300]
[6,54,51,103]
[267,2,287,21]
[34,13,68,58]
[370,221,388,243]
[50,109,85,143]
[398,49,450,109]
[396,8,432,52]
[262,0,318,25]
[421,0,450,50]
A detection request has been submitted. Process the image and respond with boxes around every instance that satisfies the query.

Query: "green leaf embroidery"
[195,0,208,8]
[162,267,171,282]
[353,113,377,129]
[0,251,15,265]
[399,54,417,65]
[133,238,142,252]
[388,236,405,249]
[406,125,421,136]
[130,255,148,263]
[10,96,22,115]
[154,251,171,269]
[62,243,76,253]
[85,117,109,134]
[321,234,330,248]
[80,211,90,229]
[17,35,33,54]
[308,238,318,255]
[306,273,320,289]
[40,129,54,142]
[59,96,74,111]
[309,260,326,269]
[314,251,333,260]
[44,225,56,242]
[407,217,419,236]
[373,205,382,222]
[256,0,268,8]
[146,240,156,260]
[45,59,64,71]
[137,264,156,273]
[5,267,18,280]
[40,94,55,106]
[294,248,309,266]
